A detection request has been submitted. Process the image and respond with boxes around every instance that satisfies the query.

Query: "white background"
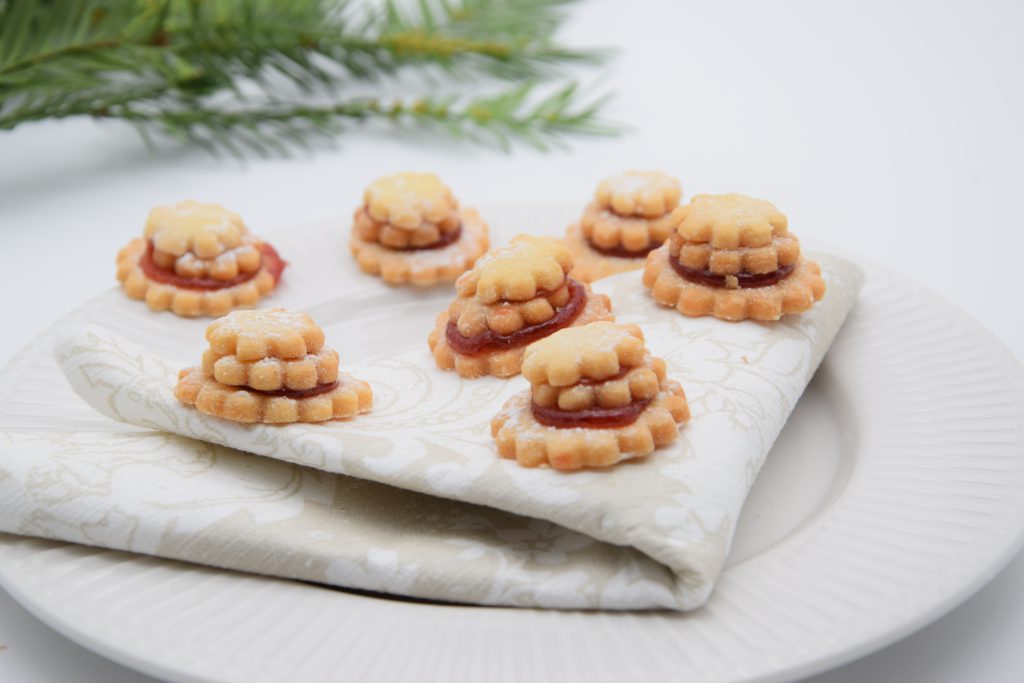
[1,0,1022,680]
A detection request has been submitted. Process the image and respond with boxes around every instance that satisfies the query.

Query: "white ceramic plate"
[1,203,1023,683]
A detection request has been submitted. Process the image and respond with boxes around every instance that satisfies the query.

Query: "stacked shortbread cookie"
[491,322,690,470]
[566,170,683,282]
[349,172,489,285]
[143,181,824,470]
[644,193,825,321]
[428,235,614,378]
[117,200,284,317]
[174,309,372,424]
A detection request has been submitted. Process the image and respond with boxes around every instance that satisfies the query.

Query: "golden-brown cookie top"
[595,171,682,218]
[672,193,788,249]
[456,235,573,304]
[205,309,325,361]
[363,172,458,229]
[522,321,647,387]
[144,200,248,259]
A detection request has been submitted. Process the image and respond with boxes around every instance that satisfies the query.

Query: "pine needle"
[0,0,617,154]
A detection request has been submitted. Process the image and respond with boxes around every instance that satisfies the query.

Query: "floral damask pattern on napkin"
[0,253,862,610]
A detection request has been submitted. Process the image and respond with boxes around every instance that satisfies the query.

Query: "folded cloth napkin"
[0,253,861,610]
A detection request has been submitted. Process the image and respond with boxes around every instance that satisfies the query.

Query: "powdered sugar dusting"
[601,171,676,198]
[364,172,456,227]
[212,308,313,337]
[145,200,248,257]
[524,322,642,386]
[605,172,650,195]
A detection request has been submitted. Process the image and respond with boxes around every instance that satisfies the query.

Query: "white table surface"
[1,0,1022,681]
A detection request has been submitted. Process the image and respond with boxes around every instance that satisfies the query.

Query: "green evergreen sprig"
[0,0,615,154]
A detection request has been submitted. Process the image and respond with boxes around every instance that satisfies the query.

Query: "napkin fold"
[0,254,861,610]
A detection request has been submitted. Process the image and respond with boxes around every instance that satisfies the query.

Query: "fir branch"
[102,82,613,156]
[0,0,617,153]
[0,0,604,87]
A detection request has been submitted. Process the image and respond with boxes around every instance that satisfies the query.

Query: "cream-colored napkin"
[2,253,861,610]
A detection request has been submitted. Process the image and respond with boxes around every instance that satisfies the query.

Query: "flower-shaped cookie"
[595,171,682,218]
[117,200,285,317]
[145,200,247,258]
[643,194,825,321]
[364,172,457,228]
[175,308,372,424]
[205,309,325,360]
[349,172,489,286]
[565,171,682,283]
[457,234,573,303]
[428,235,614,378]
[491,322,690,470]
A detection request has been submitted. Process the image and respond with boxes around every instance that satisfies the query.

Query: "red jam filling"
[669,254,794,289]
[531,397,652,429]
[391,224,462,251]
[140,241,286,291]
[251,381,338,399]
[445,278,587,356]
[586,238,661,259]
